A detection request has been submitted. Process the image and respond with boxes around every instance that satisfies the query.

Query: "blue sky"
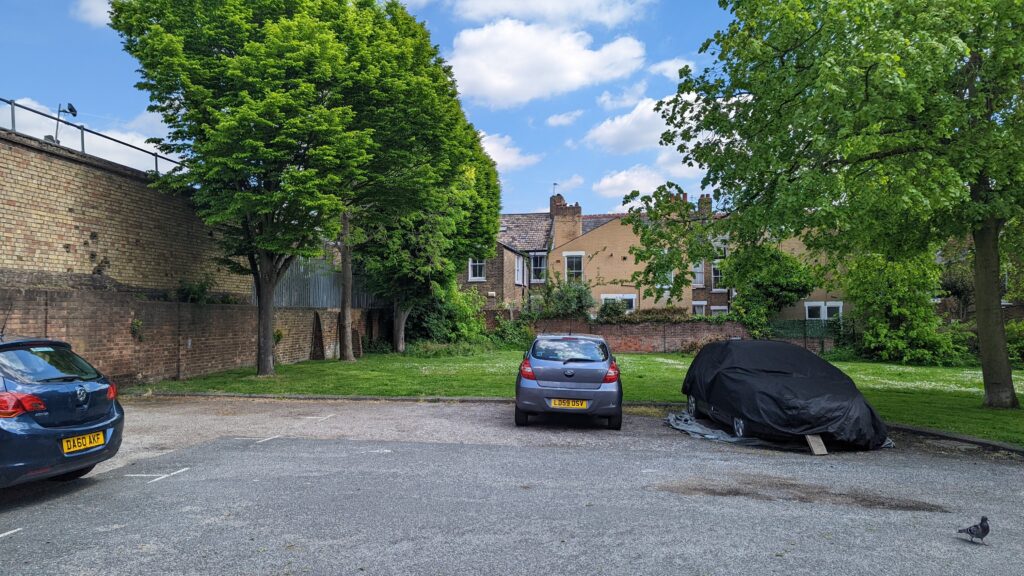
[1,0,730,214]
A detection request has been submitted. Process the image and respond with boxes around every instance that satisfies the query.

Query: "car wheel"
[687,395,699,418]
[514,405,528,427]
[607,411,622,430]
[732,416,746,438]
[50,465,95,482]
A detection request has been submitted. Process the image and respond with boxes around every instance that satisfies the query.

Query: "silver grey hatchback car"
[515,334,623,430]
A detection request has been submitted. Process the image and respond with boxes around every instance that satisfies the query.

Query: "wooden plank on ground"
[805,434,828,456]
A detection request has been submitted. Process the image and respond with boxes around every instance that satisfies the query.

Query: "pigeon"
[958,516,990,545]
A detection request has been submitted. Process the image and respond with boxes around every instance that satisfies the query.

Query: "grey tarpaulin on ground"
[665,412,894,452]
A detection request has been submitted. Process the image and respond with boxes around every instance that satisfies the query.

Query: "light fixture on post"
[54,102,78,145]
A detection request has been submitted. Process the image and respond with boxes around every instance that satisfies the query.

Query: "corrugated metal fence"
[253,257,387,309]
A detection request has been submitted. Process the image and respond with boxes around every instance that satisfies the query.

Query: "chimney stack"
[550,193,582,247]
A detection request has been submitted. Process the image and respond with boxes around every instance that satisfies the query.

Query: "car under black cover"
[683,340,890,450]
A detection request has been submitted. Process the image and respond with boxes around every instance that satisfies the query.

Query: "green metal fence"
[768,318,858,354]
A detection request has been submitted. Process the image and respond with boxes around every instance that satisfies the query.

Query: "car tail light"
[519,358,536,380]
[603,360,620,383]
[0,392,47,418]
[107,382,118,400]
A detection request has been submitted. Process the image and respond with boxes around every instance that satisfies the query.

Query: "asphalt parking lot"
[1,397,1022,576]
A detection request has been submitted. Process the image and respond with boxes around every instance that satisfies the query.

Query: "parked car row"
[513,334,889,452]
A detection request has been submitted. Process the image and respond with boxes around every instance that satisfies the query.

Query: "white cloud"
[546,110,584,127]
[442,0,652,27]
[557,174,585,192]
[480,132,542,171]
[655,148,705,182]
[648,57,696,81]
[592,164,665,198]
[583,97,666,154]
[597,80,647,110]
[71,0,110,27]
[450,20,645,109]
[1,99,172,172]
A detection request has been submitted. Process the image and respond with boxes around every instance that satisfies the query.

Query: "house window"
[805,301,843,321]
[710,305,729,316]
[711,261,724,291]
[602,294,637,312]
[564,252,584,281]
[692,300,707,316]
[530,253,547,284]
[692,261,705,288]
[468,258,486,282]
[514,255,525,286]
[657,270,676,292]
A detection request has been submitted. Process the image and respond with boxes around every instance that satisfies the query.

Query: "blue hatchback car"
[0,335,124,488]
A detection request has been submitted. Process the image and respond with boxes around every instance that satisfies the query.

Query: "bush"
[362,337,394,355]
[843,253,967,366]
[1007,320,1024,367]
[596,299,628,323]
[407,283,487,344]
[720,245,815,339]
[529,277,595,319]
[490,317,534,350]
[405,340,494,358]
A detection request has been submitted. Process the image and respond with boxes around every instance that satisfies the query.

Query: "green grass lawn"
[142,351,1024,447]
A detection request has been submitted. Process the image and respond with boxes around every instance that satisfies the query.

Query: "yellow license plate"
[550,398,588,409]
[62,431,105,454]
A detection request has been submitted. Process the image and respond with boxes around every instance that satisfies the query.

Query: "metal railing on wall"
[0,97,180,175]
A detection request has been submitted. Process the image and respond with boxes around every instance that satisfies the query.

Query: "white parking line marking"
[0,528,23,539]
[300,414,335,423]
[147,463,189,481]
[255,435,282,444]
[361,449,392,454]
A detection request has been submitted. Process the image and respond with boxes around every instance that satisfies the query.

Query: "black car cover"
[683,340,890,449]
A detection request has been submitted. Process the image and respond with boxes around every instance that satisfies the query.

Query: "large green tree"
[326,1,499,357]
[111,0,372,375]
[635,0,1023,407]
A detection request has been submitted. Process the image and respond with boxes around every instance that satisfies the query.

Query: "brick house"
[460,192,847,321]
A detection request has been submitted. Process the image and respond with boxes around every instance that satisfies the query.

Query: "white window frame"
[468,258,486,282]
[710,305,729,316]
[514,254,525,286]
[692,300,707,317]
[563,251,585,282]
[805,301,844,321]
[601,294,637,312]
[692,261,705,288]
[530,252,547,284]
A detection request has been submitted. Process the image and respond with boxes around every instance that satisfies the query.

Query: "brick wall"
[0,131,249,297]
[0,288,362,384]
[533,319,749,353]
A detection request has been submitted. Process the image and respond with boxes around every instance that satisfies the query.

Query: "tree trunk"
[339,212,356,362]
[254,255,279,377]
[392,300,411,353]
[972,218,1018,408]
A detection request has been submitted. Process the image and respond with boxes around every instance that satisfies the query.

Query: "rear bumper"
[0,402,124,488]
[516,377,621,416]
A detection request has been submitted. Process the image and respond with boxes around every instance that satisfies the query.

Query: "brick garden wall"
[0,131,249,297]
[533,318,749,353]
[0,288,362,384]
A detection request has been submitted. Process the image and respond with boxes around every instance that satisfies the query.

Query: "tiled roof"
[498,213,553,252]
[582,213,625,234]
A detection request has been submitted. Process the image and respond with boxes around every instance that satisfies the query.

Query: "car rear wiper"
[563,358,596,364]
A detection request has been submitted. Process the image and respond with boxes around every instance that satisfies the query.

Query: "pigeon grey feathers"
[957,516,990,544]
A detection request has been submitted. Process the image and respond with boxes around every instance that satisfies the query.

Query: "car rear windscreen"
[0,346,101,382]
[532,339,609,362]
